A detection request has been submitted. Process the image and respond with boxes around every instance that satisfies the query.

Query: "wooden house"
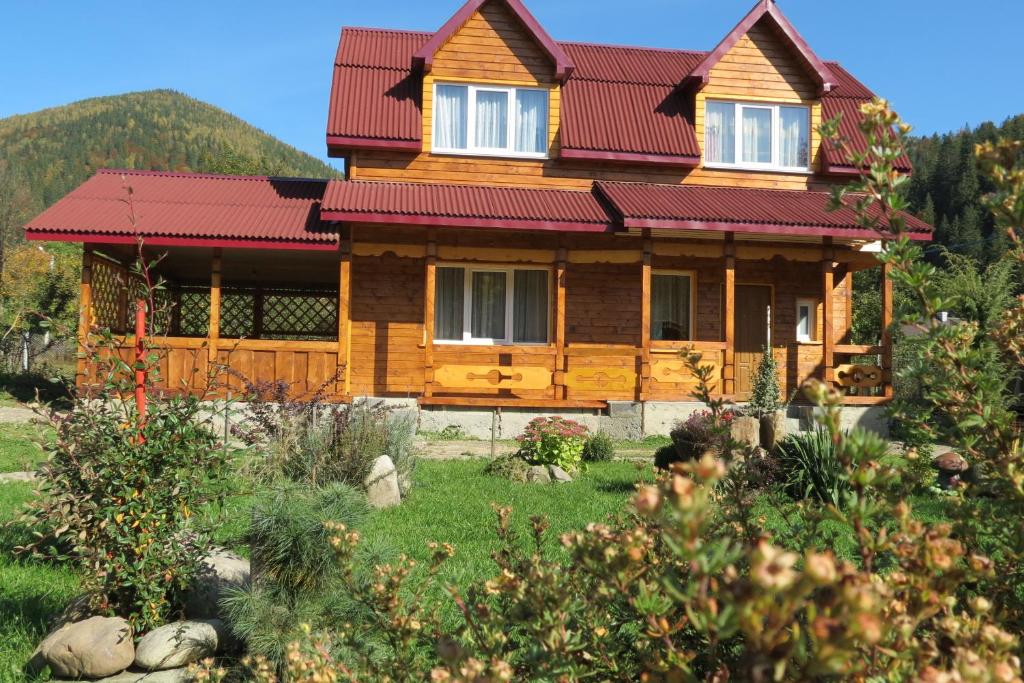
[25,0,931,435]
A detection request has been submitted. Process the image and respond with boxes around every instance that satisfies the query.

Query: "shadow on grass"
[0,369,73,411]
[593,480,638,495]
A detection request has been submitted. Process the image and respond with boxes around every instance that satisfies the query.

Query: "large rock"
[932,450,969,474]
[35,616,134,680]
[526,465,551,484]
[185,550,251,620]
[730,416,761,450]
[759,411,788,450]
[549,465,573,483]
[134,619,224,671]
[365,455,401,508]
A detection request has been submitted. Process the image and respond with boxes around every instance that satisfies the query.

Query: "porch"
[77,228,895,409]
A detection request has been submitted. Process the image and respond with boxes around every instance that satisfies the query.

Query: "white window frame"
[704,100,812,173]
[434,264,552,346]
[650,269,697,343]
[431,82,550,160]
[796,298,818,343]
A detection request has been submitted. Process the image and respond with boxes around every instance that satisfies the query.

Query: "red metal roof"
[327,26,895,171]
[25,170,338,249]
[321,180,614,232]
[594,181,932,239]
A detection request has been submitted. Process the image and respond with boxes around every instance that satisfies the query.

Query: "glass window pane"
[513,270,548,343]
[651,274,691,341]
[434,267,465,340]
[741,107,772,164]
[797,304,812,340]
[435,85,468,150]
[475,90,509,149]
[706,102,736,164]
[471,271,507,340]
[514,90,548,154]
[780,106,809,168]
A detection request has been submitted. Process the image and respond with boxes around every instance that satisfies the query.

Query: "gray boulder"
[730,416,761,450]
[35,616,134,680]
[526,465,551,484]
[185,550,251,620]
[548,465,573,483]
[134,619,224,671]
[365,455,401,508]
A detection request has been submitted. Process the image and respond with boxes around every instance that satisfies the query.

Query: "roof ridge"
[340,26,432,36]
[96,169,331,184]
[560,40,706,56]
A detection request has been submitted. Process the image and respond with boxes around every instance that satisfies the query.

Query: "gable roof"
[411,0,575,82]
[24,170,338,250]
[685,0,835,96]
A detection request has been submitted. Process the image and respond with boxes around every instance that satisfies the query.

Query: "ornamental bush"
[748,346,782,418]
[668,409,735,464]
[581,431,616,462]
[515,416,589,473]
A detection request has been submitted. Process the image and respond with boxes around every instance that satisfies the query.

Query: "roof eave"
[411,0,576,83]
[24,231,341,252]
[327,135,423,155]
[620,218,933,242]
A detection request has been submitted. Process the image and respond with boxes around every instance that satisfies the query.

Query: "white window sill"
[431,148,549,161]
[703,162,813,176]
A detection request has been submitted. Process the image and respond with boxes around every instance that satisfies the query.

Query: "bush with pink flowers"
[515,416,589,473]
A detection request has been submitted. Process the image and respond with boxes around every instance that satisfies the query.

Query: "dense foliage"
[668,409,736,465]
[581,431,616,463]
[515,417,589,473]
[747,347,782,418]
[776,427,848,507]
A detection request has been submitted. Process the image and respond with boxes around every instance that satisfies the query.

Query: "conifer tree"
[747,347,782,418]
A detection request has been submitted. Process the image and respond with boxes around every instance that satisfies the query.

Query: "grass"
[0,423,51,474]
[360,459,648,623]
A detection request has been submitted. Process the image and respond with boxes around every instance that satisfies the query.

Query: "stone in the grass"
[365,455,402,508]
[134,619,224,671]
[527,465,551,484]
[549,465,573,483]
[730,416,761,450]
[35,616,134,680]
[185,549,251,620]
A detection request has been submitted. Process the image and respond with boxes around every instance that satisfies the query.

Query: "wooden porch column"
[209,248,222,363]
[76,246,94,381]
[822,239,835,385]
[338,228,353,396]
[723,235,736,396]
[553,246,568,400]
[639,232,653,400]
[881,262,894,399]
[423,231,437,398]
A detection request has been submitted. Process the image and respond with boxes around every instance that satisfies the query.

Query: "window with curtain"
[705,100,810,171]
[651,273,693,342]
[433,266,549,344]
[433,83,548,158]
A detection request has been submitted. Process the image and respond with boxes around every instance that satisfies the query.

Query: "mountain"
[905,114,1024,264]
[0,89,340,219]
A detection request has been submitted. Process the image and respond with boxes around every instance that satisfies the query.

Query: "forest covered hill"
[0,89,339,219]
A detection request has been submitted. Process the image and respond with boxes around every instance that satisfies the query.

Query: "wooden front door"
[735,285,772,398]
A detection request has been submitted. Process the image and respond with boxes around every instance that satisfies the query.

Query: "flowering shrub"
[666,408,736,466]
[515,416,589,473]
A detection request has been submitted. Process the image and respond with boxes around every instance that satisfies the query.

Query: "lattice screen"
[171,285,337,342]
[221,290,256,339]
[176,289,210,337]
[90,257,128,333]
[262,290,338,339]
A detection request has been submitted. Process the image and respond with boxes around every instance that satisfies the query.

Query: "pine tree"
[748,347,782,418]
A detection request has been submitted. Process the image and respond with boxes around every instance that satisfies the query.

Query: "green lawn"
[0,423,50,474]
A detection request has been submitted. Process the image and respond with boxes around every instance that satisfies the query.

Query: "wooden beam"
[723,234,736,396]
[553,246,567,400]
[881,261,894,399]
[339,228,354,395]
[822,239,835,385]
[640,232,653,400]
[209,249,222,361]
[423,231,437,398]
[419,396,607,410]
[77,246,94,383]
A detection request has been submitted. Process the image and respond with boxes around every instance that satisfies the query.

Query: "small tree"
[747,346,782,418]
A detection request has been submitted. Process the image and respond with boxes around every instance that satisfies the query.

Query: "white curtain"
[741,107,772,163]
[780,106,809,168]
[434,267,465,340]
[475,90,508,149]
[471,271,507,340]
[513,270,548,343]
[651,275,691,341]
[706,102,735,163]
[514,90,547,154]
[436,85,468,150]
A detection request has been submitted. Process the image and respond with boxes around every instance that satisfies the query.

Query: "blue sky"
[1,0,1020,172]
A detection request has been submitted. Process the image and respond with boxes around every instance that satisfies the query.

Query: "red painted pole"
[135,296,147,426]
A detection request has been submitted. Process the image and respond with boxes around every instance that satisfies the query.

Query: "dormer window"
[433,83,549,159]
[705,100,810,172]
